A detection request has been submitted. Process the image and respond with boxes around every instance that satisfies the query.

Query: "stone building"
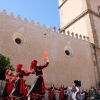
[0,0,100,90]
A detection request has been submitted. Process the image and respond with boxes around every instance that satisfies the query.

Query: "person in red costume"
[27,57,49,100]
[58,85,67,100]
[0,69,15,100]
[9,64,32,100]
[47,84,57,100]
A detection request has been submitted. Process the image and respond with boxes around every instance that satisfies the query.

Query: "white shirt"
[68,86,79,100]
[68,86,79,92]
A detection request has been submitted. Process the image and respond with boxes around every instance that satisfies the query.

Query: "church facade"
[0,0,100,89]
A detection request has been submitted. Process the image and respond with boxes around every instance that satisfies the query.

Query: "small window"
[65,50,70,55]
[64,46,74,57]
[98,6,100,15]
[15,38,22,44]
[12,32,27,46]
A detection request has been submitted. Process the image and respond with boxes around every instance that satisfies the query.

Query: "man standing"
[68,83,79,100]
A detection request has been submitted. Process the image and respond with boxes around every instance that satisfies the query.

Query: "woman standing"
[27,57,49,100]
[58,85,67,100]
[47,84,56,100]
[0,69,15,100]
[9,64,31,99]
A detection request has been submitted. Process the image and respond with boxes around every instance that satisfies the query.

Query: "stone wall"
[0,10,97,89]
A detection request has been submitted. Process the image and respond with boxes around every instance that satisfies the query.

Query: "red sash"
[20,78,24,93]
[7,82,13,93]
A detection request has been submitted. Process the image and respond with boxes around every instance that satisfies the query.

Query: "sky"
[0,0,60,29]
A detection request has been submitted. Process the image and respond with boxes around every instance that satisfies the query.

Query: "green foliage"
[0,54,15,72]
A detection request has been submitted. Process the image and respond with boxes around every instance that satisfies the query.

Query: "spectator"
[89,89,96,100]
[96,89,100,100]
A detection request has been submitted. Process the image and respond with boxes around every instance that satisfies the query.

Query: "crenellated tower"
[58,0,100,85]
[58,0,100,46]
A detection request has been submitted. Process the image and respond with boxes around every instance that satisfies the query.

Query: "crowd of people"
[45,84,100,100]
[0,56,100,100]
[75,87,100,100]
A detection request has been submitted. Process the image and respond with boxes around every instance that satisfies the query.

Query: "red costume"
[47,84,56,100]
[27,60,49,100]
[58,85,67,100]
[9,64,31,99]
[0,69,14,99]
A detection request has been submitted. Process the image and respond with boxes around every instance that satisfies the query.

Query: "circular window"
[64,46,74,57]
[12,32,27,46]
[15,38,22,44]
[65,50,70,55]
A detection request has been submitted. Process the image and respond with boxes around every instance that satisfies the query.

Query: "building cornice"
[60,9,100,32]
